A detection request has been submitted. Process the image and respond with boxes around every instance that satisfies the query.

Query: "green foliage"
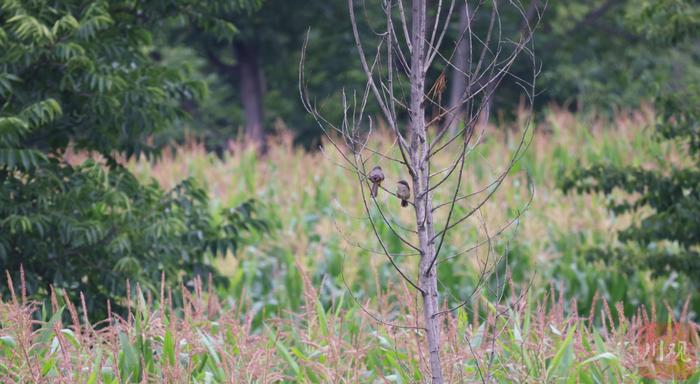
[160,0,373,149]
[630,0,700,43]
[1,279,681,382]
[513,0,700,111]
[160,0,700,148]
[0,0,267,319]
[560,0,700,301]
[125,0,700,149]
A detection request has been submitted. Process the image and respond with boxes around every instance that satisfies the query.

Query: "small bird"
[368,166,385,198]
[396,180,411,207]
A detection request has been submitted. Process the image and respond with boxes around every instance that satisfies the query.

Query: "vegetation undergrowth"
[11,106,691,382]
[121,105,696,320]
[1,267,698,382]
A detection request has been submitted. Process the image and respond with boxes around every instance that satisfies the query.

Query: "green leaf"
[41,356,56,376]
[118,332,139,382]
[267,327,300,376]
[580,352,617,366]
[163,328,176,366]
[0,336,16,350]
[546,323,577,380]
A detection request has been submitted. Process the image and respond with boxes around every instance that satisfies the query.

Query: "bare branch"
[397,0,413,53]
[341,266,425,330]
[433,135,535,242]
[353,154,423,294]
[425,0,456,71]
[349,0,414,175]
[439,187,533,264]
[429,0,542,154]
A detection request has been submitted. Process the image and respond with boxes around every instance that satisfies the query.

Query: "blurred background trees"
[561,0,700,310]
[156,0,700,149]
[1,0,700,322]
[159,0,375,150]
[0,0,268,319]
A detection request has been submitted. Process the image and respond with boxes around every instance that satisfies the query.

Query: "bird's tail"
[401,199,408,207]
[371,183,379,198]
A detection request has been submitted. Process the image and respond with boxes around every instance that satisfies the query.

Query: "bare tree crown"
[300,1,542,382]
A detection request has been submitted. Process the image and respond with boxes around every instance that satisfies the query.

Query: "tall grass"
[16,105,695,382]
[124,105,692,318]
[1,268,698,382]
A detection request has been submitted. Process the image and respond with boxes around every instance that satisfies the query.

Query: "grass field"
[3,106,699,382]
[127,105,691,318]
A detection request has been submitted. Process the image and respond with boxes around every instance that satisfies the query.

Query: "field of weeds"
[4,107,699,382]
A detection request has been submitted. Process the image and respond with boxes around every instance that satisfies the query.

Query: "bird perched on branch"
[368,166,385,198]
[396,180,411,207]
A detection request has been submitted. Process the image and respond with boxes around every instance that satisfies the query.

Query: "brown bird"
[367,166,385,198]
[396,180,410,207]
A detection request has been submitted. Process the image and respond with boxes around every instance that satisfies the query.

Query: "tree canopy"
[561,0,700,304]
[0,0,267,318]
[152,0,700,148]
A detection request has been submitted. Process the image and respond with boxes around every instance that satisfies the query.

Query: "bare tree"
[300,1,542,382]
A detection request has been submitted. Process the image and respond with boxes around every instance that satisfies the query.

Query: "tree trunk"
[234,42,266,149]
[409,1,444,382]
[447,3,470,136]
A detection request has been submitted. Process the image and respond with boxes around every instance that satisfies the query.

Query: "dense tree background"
[0,0,267,319]
[157,0,700,148]
[2,0,700,320]
[561,0,700,308]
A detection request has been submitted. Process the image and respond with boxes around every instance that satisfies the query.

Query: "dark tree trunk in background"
[447,3,469,136]
[235,41,266,148]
